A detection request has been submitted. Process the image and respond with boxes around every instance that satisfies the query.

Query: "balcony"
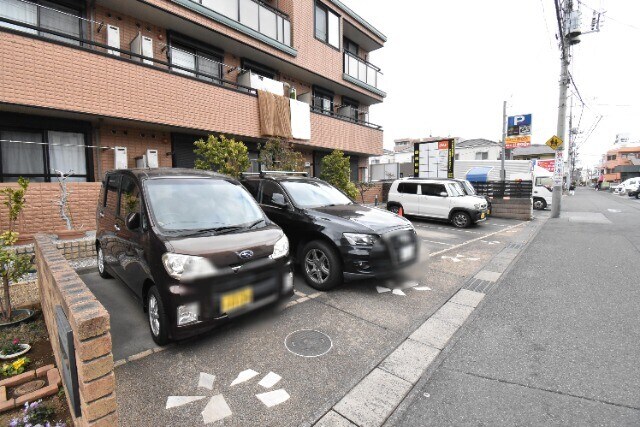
[0,14,382,154]
[179,0,292,50]
[343,51,384,95]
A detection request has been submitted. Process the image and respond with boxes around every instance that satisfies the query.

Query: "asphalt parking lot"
[79,213,543,426]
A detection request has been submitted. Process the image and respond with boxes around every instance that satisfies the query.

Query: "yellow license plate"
[481,213,486,219]
[221,287,253,313]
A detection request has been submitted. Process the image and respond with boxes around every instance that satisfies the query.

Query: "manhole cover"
[285,330,332,358]
[14,380,45,397]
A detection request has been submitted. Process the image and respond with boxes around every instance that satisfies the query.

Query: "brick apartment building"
[0,0,386,187]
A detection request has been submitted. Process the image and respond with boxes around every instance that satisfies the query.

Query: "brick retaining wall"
[34,235,117,426]
[489,198,533,221]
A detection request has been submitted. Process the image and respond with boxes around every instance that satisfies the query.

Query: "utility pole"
[501,100,507,181]
[551,0,574,218]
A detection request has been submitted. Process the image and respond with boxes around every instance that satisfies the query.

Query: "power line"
[578,0,640,31]
[539,0,556,51]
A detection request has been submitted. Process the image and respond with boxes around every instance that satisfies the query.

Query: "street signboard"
[507,114,532,149]
[505,135,532,149]
[414,139,455,179]
[553,151,564,185]
[546,135,563,150]
[536,159,556,173]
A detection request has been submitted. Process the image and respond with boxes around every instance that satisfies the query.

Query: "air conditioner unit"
[114,147,127,169]
[237,71,284,96]
[130,32,153,65]
[298,92,312,105]
[107,25,120,56]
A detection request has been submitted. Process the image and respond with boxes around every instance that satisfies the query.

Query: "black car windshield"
[281,180,353,208]
[145,178,264,231]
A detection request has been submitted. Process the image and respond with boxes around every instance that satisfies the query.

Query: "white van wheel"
[533,198,547,210]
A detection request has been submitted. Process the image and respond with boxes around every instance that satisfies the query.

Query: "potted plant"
[0,178,36,327]
[0,339,31,360]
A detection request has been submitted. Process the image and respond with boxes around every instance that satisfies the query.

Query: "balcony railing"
[309,96,382,130]
[189,0,291,46]
[343,51,383,91]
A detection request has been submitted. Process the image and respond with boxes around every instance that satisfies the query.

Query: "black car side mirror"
[126,212,141,230]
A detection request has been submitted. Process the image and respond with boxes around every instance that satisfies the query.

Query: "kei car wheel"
[533,198,547,210]
[97,246,111,279]
[147,287,170,346]
[452,211,471,228]
[302,240,342,291]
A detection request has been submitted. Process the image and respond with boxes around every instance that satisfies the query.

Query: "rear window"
[397,183,419,194]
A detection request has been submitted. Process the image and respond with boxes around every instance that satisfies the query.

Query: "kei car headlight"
[270,234,289,260]
[343,233,377,246]
[162,253,216,281]
[474,203,483,209]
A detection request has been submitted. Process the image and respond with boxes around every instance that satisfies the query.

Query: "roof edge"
[326,0,387,43]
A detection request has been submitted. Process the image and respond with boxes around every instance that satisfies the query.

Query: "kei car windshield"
[145,178,264,231]
[448,183,465,197]
[462,181,477,195]
[281,180,353,208]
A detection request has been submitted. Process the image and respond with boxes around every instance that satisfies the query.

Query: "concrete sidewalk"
[387,188,640,426]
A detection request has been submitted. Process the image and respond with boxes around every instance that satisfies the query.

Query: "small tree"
[356,181,375,204]
[0,178,32,321]
[320,150,358,199]
[258,138,305,172]
[194,134,250,179]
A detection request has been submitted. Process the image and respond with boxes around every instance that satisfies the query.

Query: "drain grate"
[506,242,525,249]
[285,330,332,358]
[463,277,495,294]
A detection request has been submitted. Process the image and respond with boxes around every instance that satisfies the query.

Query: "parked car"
[629,181,640,198]
[409,177,492,215]
[240,173,419,291]
[620,178,640,197]
[387,178,488,228]
[96,169,293,345]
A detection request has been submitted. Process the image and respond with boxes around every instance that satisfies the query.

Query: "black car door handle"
[99,212,105,218]
[114,224,120,231]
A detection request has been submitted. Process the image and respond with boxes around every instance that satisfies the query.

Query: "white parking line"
[429,222,526,257]
[422,239,453,246]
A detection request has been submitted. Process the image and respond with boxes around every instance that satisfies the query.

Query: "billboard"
[536,159,556,173]
[506,114,532,149]
[414,139,455,179]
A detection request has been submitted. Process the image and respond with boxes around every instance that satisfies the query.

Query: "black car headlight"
[343,233,377,246]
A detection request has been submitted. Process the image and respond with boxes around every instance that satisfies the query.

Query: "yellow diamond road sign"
[546,135,563,150]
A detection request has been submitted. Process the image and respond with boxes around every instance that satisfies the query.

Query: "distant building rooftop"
[456,138,501,149]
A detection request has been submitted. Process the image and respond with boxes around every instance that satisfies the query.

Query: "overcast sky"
[341,0,640,168]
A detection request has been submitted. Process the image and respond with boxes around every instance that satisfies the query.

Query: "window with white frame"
[475,151,489,160]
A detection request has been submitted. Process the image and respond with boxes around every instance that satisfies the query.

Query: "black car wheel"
[301,240,342,291]
[97,245,111,279]
[451,211,471,228]
[147,286,170,346]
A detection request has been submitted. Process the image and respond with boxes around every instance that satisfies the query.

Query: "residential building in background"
[511,144,555,161]
[0,0,386,183]
[601,146,640,183]
[454,138,501,161]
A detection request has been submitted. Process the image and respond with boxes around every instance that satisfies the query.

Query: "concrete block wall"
[490,198,533,221]
[34,235,117,427]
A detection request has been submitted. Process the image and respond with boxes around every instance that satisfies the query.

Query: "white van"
[530,167,554,210]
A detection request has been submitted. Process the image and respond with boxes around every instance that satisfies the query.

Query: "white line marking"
[414,286,432,291]
[166,396,206,409]
[429,222,525,257]
[230,369,259,386]
[442,256,461,263]
[198,372,215,390]
[376,286,391,293]
[258,372,282,389]
[201,394,232,424]
[392,289,406,296]
[422,239,453,246]
[256,389,290,408]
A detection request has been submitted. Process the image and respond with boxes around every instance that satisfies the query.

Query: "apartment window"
[315,1,339,49]
[241,58,277,79]
[475,151,489,160]
[313,86,334,114]
[0,0,82,44]
[0,129,89,182]
[169,34,223,82]
[344,37,358,55]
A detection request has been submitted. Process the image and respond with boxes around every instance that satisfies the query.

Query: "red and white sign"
[537,159,556,173]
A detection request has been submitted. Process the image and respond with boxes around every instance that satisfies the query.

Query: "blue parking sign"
[508,114,532,127]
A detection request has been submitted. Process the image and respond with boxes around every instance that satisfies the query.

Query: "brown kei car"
[96,169,293,345]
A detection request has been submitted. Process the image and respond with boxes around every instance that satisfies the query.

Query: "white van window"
[536,177,554,188]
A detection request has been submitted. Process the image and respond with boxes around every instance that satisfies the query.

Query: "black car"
[241,173,419,290]
[96,169,293,345]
